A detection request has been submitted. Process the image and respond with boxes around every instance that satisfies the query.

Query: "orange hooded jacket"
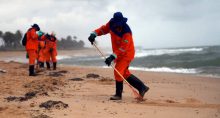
[26,28,39,51]
[94,21,135,61]
[45,35,57,50]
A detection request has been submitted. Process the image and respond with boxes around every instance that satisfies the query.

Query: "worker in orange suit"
[25,24,43,76]
[88,12,149,100]
[44,33,57,70]
[38,36,46,68]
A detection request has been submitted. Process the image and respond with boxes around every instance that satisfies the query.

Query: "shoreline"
[1,49,219,78]
[0,57,220,79]
[59,64,220,79]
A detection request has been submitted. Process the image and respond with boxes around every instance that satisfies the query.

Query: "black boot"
[29,65,36,76]
[46,62,50,70]
[126,74,149,98]
[110,81,123,100]
[39,61,44,68]
[53,62,57,70]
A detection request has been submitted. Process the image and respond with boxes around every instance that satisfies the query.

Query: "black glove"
[105,55,115,66]
[49,48,53,53]
[26,53,29,59]
[88,33,96,45]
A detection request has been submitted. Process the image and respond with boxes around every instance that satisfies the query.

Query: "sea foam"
[135,47,203,58]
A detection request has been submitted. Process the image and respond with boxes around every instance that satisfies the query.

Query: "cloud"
[0,0,220,48]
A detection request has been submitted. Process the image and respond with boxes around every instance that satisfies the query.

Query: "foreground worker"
[88,12,149,100]
[45,33,57,70]
[25,24,43,76]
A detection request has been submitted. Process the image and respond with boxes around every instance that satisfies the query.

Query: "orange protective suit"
[26,28,39,65]
[45,35,57,63]
[38,40,46,63]
[94,21,135,81]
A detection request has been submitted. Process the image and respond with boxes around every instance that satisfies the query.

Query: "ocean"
[59,45,220,77]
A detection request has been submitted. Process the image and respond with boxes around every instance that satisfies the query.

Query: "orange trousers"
[38,49,45,62]
[114,59,131,82]
[45,49,57,62]
[27,50,37,65]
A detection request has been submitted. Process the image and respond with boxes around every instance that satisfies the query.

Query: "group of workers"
[24,12,149,100]
[25,24,57,76]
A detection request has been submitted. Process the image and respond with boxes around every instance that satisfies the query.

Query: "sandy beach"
[0,50,220,118]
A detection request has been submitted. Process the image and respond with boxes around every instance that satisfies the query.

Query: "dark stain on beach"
[165,99,177,103]
[58,70,68,73]
[69,78,84,81]
[5,91,38,102]
[24,78,65,92]
[86,73,100,78]
[32,114,52,118]
[39,100,68,110]
[47,70,68,77]
[48,72,63,77]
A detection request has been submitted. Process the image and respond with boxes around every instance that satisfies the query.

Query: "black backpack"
[22,33,27,46]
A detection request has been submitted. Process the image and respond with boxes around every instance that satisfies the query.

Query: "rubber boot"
[53,62,57,70]
[110,81,123,100]
[39,62,44,68]
[29,65,36,76]
[126,74,149,97]
[46,62,50,70]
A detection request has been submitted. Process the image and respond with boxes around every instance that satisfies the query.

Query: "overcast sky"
[0,0,220,48]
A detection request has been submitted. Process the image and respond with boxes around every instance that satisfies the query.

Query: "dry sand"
[0,50,220,118]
